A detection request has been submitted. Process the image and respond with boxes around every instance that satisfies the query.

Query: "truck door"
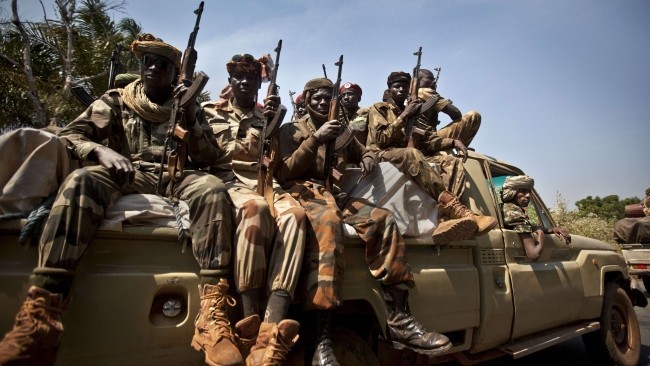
[502,191,585,339]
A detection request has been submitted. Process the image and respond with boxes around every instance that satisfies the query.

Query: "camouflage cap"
[226,54,262,76]
[131,33,181,70]
[387,71,411,87]
[502,175,535,203]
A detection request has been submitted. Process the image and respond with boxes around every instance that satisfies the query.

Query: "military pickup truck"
[0,150,645,366]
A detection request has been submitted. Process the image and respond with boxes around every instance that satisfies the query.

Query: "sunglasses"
[141,54,174,71]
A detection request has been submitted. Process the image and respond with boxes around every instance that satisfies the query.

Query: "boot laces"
[264,328,295,365]
[314,337,339,366]
[2,297,61,350]
[201,289,237,344]
[448,198,473,218]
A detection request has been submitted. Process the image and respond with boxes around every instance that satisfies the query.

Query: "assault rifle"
[405,46,422,148]
[257,40,287,205]
[322,64,328,78]
[157,1,209,194]
[288,90,297,120]
[70,43,124,107]
[324,55,343,191]
[433,67,441,91]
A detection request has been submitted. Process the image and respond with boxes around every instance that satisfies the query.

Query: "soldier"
[417,68,481,148]
[644,187,650,217]
[0,34,234,366]
[202,53,306,365]
[276,77,453,365]
[501,175,571,260]
[293,93,307,119]
[339,82,370,146]
[366,71,497,242]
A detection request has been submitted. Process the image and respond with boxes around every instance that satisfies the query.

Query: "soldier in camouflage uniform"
[502,175,571,261]
[339,82,370,146]
[417,68,481,148]
[0,34,235,366]
[202,54,305,365]
[366,71,497,243]
[644,187,650,217]
[276,77,453,364]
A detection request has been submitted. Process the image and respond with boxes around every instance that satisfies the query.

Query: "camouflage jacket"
[366,100,455,153]
[202,98,266,189]
[644,195,650,216]
[59,88,218,170]
[502,202,534,233]
[275,114,371,186]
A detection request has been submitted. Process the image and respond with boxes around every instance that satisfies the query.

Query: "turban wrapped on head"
[502,175,535,203]
[131,33,181,70]
[302,78,333,101]
[226,53,262,76]
[340,82,362,98]
[387,71,411,87]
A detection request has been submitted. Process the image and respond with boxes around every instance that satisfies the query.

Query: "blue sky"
[7,0,650,209]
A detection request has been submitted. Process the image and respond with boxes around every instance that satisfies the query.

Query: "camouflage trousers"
[378,147,447,201]
[38,165,233,272]
[425,153,466,199]
[226,181,306,297]
[437,110,481,147]
[285,181,414,310]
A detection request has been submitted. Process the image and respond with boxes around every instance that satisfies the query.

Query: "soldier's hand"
[400,100,422,120]
[313,120,342,143]
[173,83,198,125]
[93,146,135,186]
[453,139,468,163]
[552,227,572,244]
[360,155,377,176]
[263,95,281,117]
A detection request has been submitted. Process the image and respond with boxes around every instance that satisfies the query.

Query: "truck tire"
[582,282,641,366]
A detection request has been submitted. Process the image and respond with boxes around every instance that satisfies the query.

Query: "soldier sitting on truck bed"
[501,175,571,261]
[276,77,453,364]
[366,71,497,243]
[339,82,370,146]
[0,34,234,366]
[202,53,306,365]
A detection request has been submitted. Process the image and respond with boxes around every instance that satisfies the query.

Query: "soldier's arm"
[186,107,221,167]
[367,105,404,149]
[441,103,462,121]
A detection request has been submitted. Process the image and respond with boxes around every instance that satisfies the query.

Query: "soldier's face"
[229,72,260,103]
[140,53,176,91]
[515,189,531,207]
[418,70,434,89]
[389,81,409,104]
[309,88,332,115]
[341,90,360,110]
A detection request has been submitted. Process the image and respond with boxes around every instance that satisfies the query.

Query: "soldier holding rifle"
[0,24,236,365]
[276,63,452,363]
[366,49,497,243]
[202,47,306,365]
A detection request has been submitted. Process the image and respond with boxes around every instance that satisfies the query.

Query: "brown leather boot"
[382,285,451,356]
[246,320,299,366]
[236,314,261,360]
[0,286,64,366]
[438,191,497,236]
[191,279,243,366]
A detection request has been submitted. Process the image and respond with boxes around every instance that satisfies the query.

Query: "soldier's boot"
[191,279,243,366]
[0,286,64,366]
[246,320,299,366]
[382,284,452,356]
[236,314,261,361]
[439,190,497,237]
[310,310,340,366]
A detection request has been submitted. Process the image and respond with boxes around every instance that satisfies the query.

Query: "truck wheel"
[582,282,640,366]
[642,276,650,294]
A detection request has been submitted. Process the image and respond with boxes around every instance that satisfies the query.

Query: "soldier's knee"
[465,110,481,123]
[241,198,272,220]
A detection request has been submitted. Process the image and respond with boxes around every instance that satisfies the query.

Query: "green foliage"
[575,194,641,221]
[550,193,617,244]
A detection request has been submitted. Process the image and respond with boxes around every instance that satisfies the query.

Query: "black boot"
[383,284,452,356]
[310,310,340,366]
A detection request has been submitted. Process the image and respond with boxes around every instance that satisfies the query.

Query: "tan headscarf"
[120,79,173,123]
[130,33,181,70]
[502,175,534,203]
